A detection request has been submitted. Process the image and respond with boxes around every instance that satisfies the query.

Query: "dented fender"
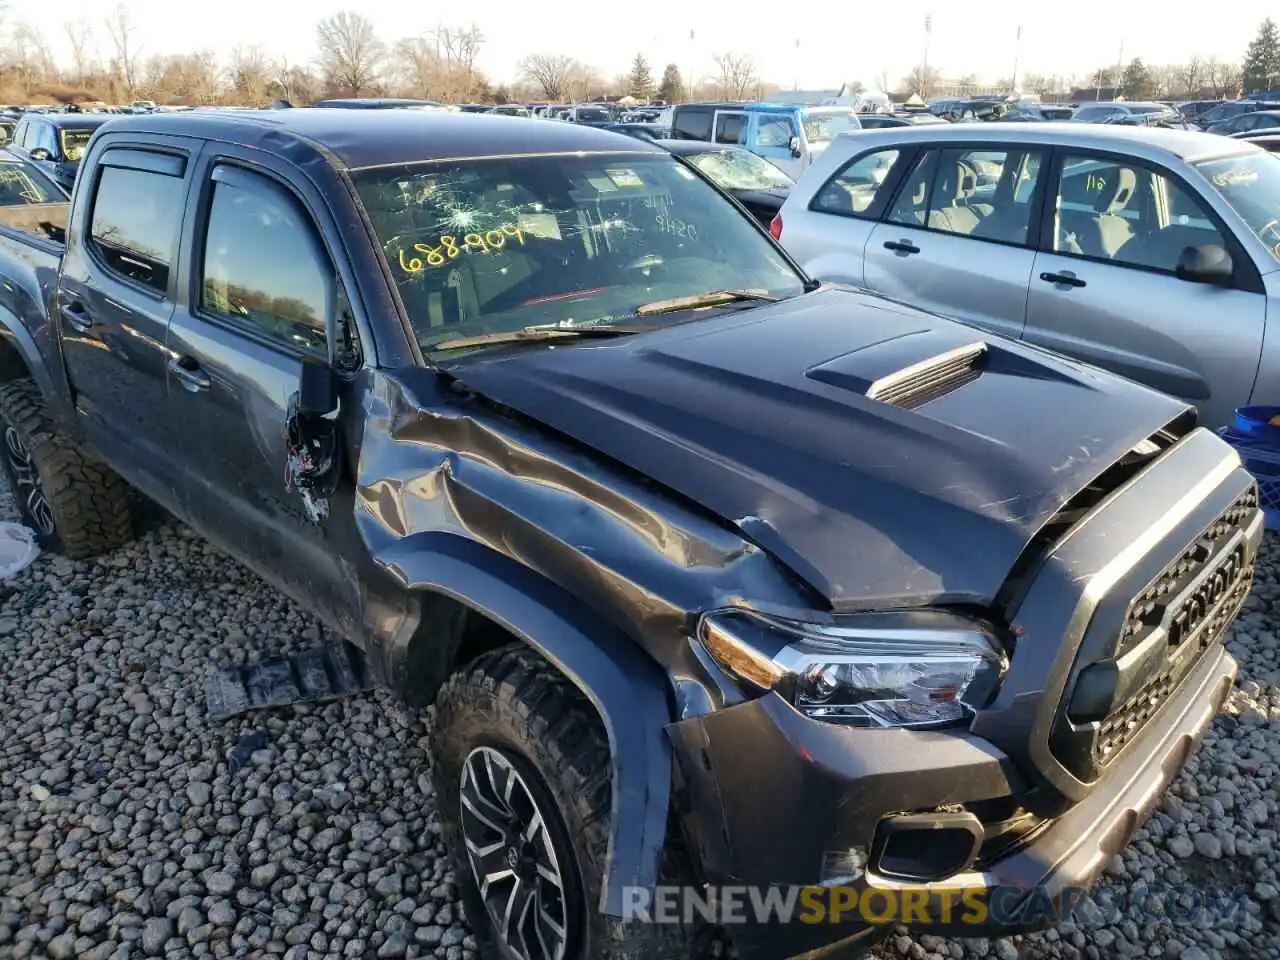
[376,532,676,917]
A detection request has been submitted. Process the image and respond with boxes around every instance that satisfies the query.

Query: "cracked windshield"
[353,152,804,357]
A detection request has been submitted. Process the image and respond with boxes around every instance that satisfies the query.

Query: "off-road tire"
[0,377,133,559]
[430,644,703,960]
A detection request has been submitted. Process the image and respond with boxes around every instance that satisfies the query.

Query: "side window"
[1053,156,1227,272]
[199,169,329,356]
[35,125,56,155]
[812,148,902,217]
[756,115,795,148]
[926,148,1043,244]
[89,159,185,292]
[887,150,941,226]
[11,120,26,149]
[673,108,711,141]
[713,113,744,145]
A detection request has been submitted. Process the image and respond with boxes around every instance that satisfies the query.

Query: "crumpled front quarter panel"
[353,369,811,694]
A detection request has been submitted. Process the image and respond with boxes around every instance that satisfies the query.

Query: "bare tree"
[1204,56,1242,98]
[874,68,892,93]
[144,51,221,104]
[1177,56,1203,98]
[9,23,56,88]
[104,3,141,98]
[229,44,271,105]
[712,52,759,100]
[395,36,438,96]
[518,53,576,100]
[902,65,941,98]
[315,11,384,97]
[64,18,96,83]
[269,56,317,105]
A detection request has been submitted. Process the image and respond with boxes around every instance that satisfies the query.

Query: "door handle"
[883,239,920,255]
[58,299,95,333]
[168,355,212,392]
[1039,271,1087,288]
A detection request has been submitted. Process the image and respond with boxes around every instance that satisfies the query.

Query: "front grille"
[1052,486,1258,781]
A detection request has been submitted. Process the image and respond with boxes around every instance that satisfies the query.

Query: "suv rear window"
[673,107,712,141]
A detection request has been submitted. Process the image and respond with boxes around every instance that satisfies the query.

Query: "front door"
[863,144,1047,341]
[1023,152,1267,428]
[55,139,198,507]
[165,151,363,636]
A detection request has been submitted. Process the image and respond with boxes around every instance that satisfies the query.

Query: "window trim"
[85,148,189,300]
[879,143,1052,252]
[807,144,918,223]
[192,160,335,360]
[712,109,747,145]
[1037,147,1265,293]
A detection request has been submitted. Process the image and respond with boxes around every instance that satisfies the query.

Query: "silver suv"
[774,123,1280,427]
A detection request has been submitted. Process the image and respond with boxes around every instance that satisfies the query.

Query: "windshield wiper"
[634,288,780,318]
[431,323,636,352]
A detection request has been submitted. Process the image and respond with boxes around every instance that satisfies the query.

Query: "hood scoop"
[806,332,989,410]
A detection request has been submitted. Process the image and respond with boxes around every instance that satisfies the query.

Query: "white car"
[771,122,1280,427]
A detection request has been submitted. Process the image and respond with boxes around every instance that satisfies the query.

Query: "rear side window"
[812,148,902,218]
[89,163,185,293]
[199,169,329,356]
[714,113,744,145]
[673,107,712,141]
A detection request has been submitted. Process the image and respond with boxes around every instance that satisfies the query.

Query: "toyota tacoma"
[0,109,1262,959]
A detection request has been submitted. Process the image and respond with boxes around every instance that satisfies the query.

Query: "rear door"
[1024,150,1266,427]
[712,110,746,147]
[55,136,200,509]
[165,146,365,634]
[862,142,1048,340]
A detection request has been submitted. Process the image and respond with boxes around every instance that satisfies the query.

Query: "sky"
[7,0,1276,91]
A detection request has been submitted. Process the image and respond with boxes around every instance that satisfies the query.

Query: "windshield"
[1196,152,1280,263]
[802,110,857,143]
[354,152,805,358]
[685,148,794,191]
[59,128,95,162]
[575,107,610,122]
[0,159,62,203]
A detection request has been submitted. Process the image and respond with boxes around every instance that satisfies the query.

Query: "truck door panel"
[166,154,363,636]
[54,141,195,512]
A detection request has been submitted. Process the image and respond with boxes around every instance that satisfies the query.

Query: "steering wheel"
[1259,218,1280,254]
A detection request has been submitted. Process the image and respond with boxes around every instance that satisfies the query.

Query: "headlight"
[698,609,1008,729]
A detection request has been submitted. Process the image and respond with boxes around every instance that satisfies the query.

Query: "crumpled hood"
[450,288,1193,611]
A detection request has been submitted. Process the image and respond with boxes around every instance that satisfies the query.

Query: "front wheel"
[430,645,701,960]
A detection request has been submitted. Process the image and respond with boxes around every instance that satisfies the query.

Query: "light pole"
[1010,24,1021,93]
[921,14,933,98]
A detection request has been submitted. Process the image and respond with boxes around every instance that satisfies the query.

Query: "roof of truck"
[95,109,664,170]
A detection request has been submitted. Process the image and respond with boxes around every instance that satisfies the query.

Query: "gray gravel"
[1,477,1279,960]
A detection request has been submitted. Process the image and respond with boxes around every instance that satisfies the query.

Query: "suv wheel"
[431,644,700,960]
[0,378,133,558]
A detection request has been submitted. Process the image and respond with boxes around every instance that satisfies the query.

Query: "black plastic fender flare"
[0,306,67,420]
[376,532,675,918]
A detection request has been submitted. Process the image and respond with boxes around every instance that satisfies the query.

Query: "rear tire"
[430,644,702,960]
[0,378,133,559]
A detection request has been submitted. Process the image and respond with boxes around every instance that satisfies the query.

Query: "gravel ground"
[1,476,1279,960]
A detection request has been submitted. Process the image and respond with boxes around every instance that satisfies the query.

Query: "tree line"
[2,6,1278,107]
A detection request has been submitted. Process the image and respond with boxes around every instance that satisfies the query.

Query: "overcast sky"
[7,0,1276,89]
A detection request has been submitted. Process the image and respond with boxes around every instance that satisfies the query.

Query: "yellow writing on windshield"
[398,224,526,274]
[1213,168,1258,188]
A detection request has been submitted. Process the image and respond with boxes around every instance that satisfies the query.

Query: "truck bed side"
[0,199,73,427]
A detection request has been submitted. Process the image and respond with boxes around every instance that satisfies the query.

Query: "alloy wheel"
[459,746,570,960]
[4,425,54,536]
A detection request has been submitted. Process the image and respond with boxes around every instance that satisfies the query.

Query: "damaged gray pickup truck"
[0,109,1265,960]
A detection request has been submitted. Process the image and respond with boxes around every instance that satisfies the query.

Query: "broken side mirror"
[788,135,802,159]
[285,357,341,522]
[1175,244,1234,286]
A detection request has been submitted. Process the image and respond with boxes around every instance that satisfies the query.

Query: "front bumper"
[667,642,1235,959]
[666,429,1258,960]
